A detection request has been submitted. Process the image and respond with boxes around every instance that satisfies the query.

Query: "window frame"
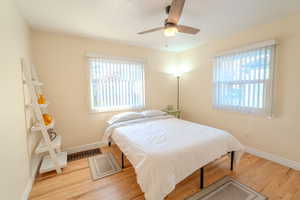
[212,40,277,117]
[87,54,146,113]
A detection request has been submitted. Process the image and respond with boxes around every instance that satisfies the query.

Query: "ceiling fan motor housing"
[164,18,176,27]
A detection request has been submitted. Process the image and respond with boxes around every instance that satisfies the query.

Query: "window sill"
[89,107,145,114]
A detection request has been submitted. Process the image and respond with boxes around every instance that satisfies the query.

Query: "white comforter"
[103,116,244,200]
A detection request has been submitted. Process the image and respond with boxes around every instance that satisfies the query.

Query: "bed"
[103,115,244,200]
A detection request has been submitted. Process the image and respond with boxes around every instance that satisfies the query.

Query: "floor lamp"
[176,75,180,110]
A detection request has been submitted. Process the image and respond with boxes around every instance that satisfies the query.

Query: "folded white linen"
[103,116,244,200]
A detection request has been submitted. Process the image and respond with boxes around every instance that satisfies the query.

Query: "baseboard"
[22,154,42,200]
[245,146,300,171]
[65,141,107,155]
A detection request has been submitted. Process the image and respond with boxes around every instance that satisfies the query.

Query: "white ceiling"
[16,0,300,52]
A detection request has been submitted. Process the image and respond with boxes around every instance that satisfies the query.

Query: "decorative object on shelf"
[38,94,46,104]
[47,128,57,141]
[42,113,52,126]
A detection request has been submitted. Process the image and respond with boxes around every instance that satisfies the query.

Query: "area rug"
[88,152,121,180]
[186,176,267,200]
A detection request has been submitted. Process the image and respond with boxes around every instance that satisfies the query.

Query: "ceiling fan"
[138,0,200,37]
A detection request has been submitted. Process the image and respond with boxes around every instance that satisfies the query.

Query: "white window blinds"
[213,41,276,116]
[88,57,145,112]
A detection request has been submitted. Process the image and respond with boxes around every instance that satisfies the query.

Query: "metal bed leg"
[200,167,204,189]
[121,152,124,169]
[230,151,235,171]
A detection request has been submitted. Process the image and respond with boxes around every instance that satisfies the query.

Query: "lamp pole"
[177,76,180,110]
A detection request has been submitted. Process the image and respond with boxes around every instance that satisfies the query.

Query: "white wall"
[179,13,300,163]
[0,0,38,199]
[32,30,178,149]
[31,13,300,165]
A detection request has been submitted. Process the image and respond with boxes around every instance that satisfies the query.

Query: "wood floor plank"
[31,169,137,200]
[271,170,300,200]
[29,146,300,200]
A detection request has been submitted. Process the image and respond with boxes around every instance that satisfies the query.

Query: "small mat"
[186,176,267,200]
[88,152,122,180]
[67,148,101,162]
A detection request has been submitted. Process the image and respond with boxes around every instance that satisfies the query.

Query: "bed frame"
[108,142,234,189]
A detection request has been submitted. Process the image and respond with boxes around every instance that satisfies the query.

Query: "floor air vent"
[67,148,101,162]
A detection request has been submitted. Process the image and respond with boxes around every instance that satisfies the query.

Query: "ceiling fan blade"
[177,25,200,34]
[137,27,165,34]
[167,0,186,24]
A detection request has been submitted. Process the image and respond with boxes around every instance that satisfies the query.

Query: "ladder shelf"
[22,61,67,174]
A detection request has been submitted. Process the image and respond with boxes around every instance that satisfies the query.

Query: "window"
[88,56,145,112]
[213,40,276,116]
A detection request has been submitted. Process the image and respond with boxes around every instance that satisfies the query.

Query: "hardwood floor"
[30,145,300,200]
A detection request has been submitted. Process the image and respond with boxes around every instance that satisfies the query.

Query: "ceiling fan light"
[164,27,178,37]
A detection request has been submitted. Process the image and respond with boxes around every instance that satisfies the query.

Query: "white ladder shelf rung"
[26,102,49,109]
[31,120,55,132]
[39,152,67,174]
[35,135,62,154]
[23,80,43,86]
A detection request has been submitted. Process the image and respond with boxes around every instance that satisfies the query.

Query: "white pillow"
[142,110,166,117]
[108,112,144,125]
